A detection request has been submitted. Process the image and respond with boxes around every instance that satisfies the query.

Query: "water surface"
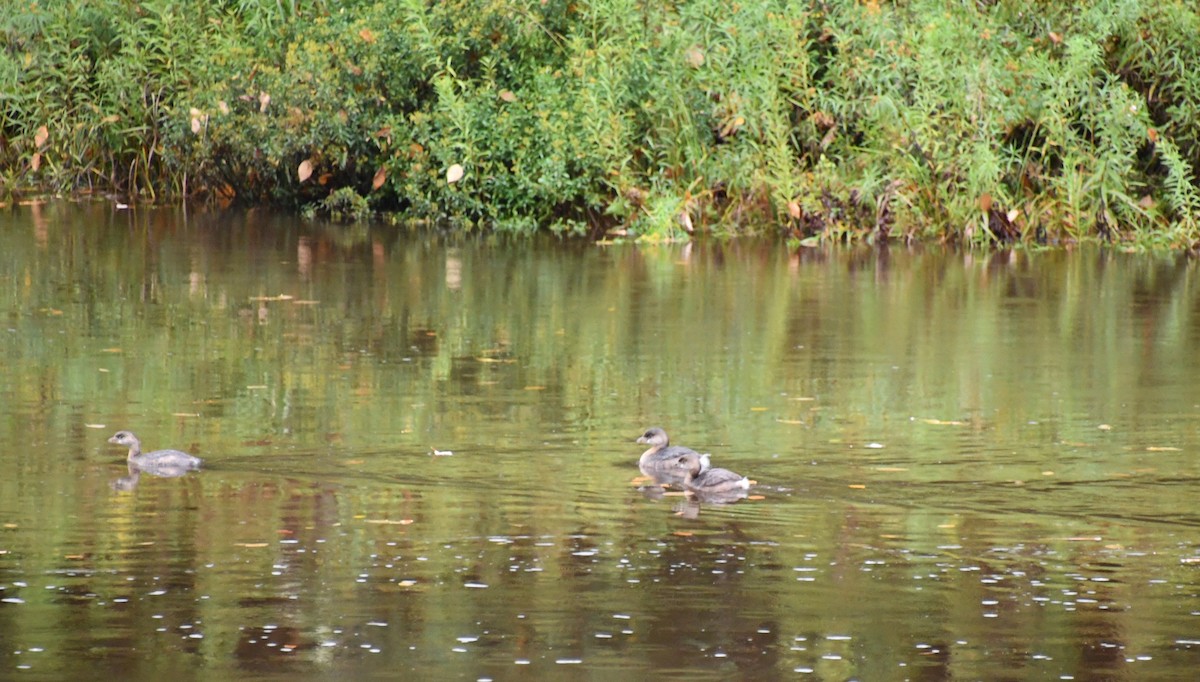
[2,202,1200,679]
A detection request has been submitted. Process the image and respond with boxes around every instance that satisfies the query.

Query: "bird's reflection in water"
[110,460,199,492]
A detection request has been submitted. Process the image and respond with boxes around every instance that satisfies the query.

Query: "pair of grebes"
[636,427,752,501]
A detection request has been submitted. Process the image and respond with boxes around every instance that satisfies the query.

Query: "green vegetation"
[3,0,1200,245]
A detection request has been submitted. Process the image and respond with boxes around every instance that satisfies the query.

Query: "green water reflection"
[2,202,1200,679]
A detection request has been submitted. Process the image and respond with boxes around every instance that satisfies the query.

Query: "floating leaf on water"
[875,466,908,472]
[848,484,867,489]
[365,519,414,525]
[524,386,546,391]
[446,163,464,184]
[922,418,964,426]
[171,412,200,417]
[84,423,106,429]
[1041,471,1055,476]
[372,166,387,190]
[1097,424,1112,431]
[673,531,693,537]
[101,347,123,353]
[747,495,766,500]
[235,543,269,548]
[298,159,313,182]
[1146,446,1181,452]
[750,407,768,412]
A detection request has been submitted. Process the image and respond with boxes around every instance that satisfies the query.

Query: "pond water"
[2,201,1200,680]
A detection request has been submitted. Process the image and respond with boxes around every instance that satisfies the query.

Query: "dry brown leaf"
[684,45,705,68]
[372,166,387,190]
[747,494,765,500]
[848,484,867,489]
[30,152,40,172]
[258,91,271,113]
[34,125,48,147]
[359,28,376,43]
[298,159,313,182]
[191,117,202,134]
[446,163,464,184]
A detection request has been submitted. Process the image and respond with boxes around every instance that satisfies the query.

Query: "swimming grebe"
[680,452,751,500]
[635,427,702,475]
[107,431,202,470]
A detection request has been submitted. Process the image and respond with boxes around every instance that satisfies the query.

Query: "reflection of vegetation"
[3,204,1200,677]
[3,2,1200,243]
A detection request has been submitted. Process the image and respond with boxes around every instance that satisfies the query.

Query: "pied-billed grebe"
[681,453,751,499]
[108,431,202,470]
[636,427,702,475]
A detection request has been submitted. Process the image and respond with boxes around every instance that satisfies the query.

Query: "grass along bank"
[2,0,1199,246]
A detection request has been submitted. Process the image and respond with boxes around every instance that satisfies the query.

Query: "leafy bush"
[1,0,1199,245]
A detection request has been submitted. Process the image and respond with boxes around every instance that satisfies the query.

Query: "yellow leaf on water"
[235,543,269,548]
[298,159,313,182]
[524,386,546,391]
[922,418,964,426]
[750,406,768,412]
[35,125,48,147]
[848,484,867,489]
[747,495,765,500]
[776,419,804,425]
[1146,446,1181,452]
[446,163,464,184]
[673,531,693,537]
[365,519,414,525]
